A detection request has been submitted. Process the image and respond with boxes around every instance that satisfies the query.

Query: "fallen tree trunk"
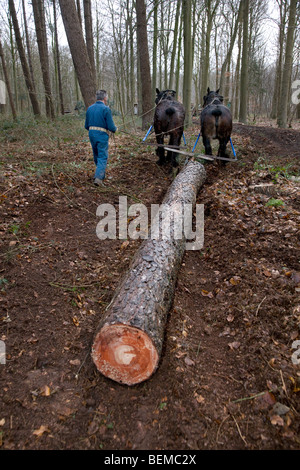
[91,160,206,385]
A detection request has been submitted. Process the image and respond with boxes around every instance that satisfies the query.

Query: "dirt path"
[0,121,299,450]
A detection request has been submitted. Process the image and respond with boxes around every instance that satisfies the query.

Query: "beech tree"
[135,0,152,129]
[239,0,249,123]
[183,0,193,126]
[32,0,55,118]
[8,0,41,116]
[51,0,64,115]
[58,0,96,108]
[270,0,288,119]
[201,0,220,100]
[83,0,96,86]
[218,1,243,95]
[277,0,298,128]
[21,0,36,92]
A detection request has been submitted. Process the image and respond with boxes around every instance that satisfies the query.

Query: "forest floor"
[0,116,299,452]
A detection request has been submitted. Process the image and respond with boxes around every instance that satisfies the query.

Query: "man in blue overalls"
[85,90,117,186]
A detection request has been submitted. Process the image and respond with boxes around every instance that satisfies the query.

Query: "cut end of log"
[91,323,159,386]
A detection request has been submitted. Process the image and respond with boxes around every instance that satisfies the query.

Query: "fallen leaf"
[201,289,213,298]
[269,358,276,367]
[255,391,276,410]
[289,376,300,393]
[184,357,195,366]
[270,415,284,426]
[194,392,205,404]
[70,359,81,366]
[40,385,51,397]
[263,270,272,277]
[229,276,242,285]
[33,425,50,436]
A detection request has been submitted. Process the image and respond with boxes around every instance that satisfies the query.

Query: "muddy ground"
[0,119,299,451]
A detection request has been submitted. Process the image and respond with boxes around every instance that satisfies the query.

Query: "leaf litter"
[0,122,299,450]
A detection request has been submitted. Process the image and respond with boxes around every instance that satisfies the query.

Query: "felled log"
[91,160,206,385]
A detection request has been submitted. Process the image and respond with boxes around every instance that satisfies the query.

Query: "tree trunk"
[8,14,18,112]
[219,0,243,94]
[95,6,103,88]
[76,0,83,28]
[175,15,183,98]
[270,0,287,119]
[0,39,17,119]
[92,160,206,385]
[58,0,96,108]
[8,0,41,116]
[83,0,96,86]
[168,0,181,91]
[22,0,36,91]
[152,0,158,102]
[239,0,249,123]
[53,0,64,115]
[233,21,242,120]
[128,3,135,112]
[135,0,153,129]
[201,0,220,100]
[32,0,55,118]
[277,0,297,128]
[183,0,193,127]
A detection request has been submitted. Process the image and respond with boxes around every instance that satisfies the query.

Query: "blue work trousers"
[89,130,109,180]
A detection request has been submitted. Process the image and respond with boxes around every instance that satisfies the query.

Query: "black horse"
[154,88,185,168]
[200,88,232,164]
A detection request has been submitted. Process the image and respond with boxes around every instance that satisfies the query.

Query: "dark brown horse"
[200,88,232,164]
[154,88,185,168]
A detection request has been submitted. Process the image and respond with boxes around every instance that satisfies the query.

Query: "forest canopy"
[0,0,299,128]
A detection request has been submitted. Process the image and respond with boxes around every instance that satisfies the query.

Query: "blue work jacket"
[85,101,117,133]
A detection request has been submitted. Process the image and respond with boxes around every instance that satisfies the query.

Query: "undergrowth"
[254,156,300,179]
[0,113,86,148]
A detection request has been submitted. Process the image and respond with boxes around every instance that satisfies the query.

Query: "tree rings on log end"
[91,324,159,386]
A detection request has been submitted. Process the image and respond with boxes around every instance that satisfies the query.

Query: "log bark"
[91,160,206,385]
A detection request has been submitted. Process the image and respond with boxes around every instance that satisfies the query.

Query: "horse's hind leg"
[156,134,165,166]
[168,134,179,168]
[203,136,212,156]
[218,138,229,166]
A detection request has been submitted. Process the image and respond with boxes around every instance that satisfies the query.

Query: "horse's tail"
[212,107,222,134]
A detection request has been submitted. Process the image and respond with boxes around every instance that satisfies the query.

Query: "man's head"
[96,90,108,104]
